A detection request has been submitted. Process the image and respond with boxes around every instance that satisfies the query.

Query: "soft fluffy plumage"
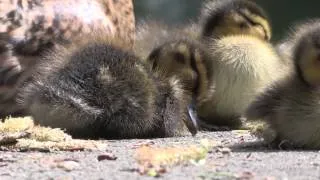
[19,35,197,139]
[246,20,320,149]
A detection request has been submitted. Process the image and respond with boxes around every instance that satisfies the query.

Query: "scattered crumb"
[235,171,255,180]
[242,121,277,143]
[97,153,117,161]
[218,147,232,155]
[242,121,266,134]
[128,140,155,149]
[232,130,251,136]
[0,132,30,145]
[57,160,80,172]
[8,139,108,152]
[0,116,70,142]
[198,171,236,180]
[0,117,107,152]
[134,139,216,176]
[0,117,34,133]
[39,157,81,172]
[29,126,71,142]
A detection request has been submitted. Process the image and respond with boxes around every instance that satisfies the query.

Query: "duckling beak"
[186,97,199,136]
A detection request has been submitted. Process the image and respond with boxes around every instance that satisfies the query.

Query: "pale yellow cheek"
[213,26,238,37]
[299,46,319,84]
[248,28,266,41]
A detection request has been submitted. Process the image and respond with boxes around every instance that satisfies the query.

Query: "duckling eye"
[239,22,248,29]
[313,38,320,50]
[173,52,186,64]
[0,45,7,53]
[316,54,320,62]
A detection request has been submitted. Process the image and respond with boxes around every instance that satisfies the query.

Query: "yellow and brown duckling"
[197,0,290,129]
[146,39,215,130]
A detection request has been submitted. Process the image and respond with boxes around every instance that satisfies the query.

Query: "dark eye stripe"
[189,47,200,95]
[173,52,186,64]
[238,11,256,26]
[312,36,320,49]
[0,45,8,53]
[238,10,268,39]
[147,47,162,70]
[239,22,249,29]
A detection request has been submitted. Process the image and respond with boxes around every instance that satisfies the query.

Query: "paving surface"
[0,131,320,180]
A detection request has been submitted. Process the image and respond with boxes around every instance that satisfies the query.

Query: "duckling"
[17,34,198,139]
[196,0,290,129]
[246,20,320,149]
[146,39,214,129]
[0,0,135,118]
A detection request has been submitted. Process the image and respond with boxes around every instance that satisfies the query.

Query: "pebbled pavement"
[0,131,320,180]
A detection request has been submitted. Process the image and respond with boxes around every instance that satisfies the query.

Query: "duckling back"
[19,36,192,139]
[270,79,320,149]
[247,74,320,149]
[198,35,290,127]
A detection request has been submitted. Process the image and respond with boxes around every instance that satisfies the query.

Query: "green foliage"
[134,0,320,41]
[134,0,203,25]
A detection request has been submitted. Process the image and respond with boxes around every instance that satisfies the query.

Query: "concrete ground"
[0,131,320,180]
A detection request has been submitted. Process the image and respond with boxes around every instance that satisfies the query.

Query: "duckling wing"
[245,83,286,121]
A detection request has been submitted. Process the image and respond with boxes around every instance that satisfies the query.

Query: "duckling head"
[147,40,213,134]
[201,0,271,41]
[294,25,320,88]
[147,40,212,101]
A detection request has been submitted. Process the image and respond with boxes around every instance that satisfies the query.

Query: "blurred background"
[134,0,319,41]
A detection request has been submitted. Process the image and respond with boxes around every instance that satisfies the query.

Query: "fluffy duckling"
[197,0,290,129]
[18,34,198,139]
[246,20,320,149]
[146,39,214,129]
